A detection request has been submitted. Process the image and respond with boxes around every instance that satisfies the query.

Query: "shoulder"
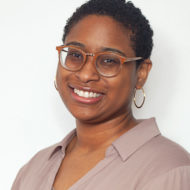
[137,134,190,189]
[141,165,190,190]
[11,128,76,189]
[145,135,190,168]
[25,140,63,167]
[11,141,62,189]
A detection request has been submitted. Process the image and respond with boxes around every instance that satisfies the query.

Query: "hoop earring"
[54,78,58,90]
[133,87,146,108]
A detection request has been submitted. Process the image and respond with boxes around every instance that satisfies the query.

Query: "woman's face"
[56,15,151,123]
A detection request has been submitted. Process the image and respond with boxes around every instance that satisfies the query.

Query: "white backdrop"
[0,0,190,189]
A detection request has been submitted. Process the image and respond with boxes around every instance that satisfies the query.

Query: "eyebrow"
[65,41,85,48]
[65,41,127,57]
[101,47,127,57]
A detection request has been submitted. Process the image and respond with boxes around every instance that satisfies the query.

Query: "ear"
[135,59,152,89]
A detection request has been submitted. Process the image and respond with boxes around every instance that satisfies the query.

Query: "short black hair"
[63,0,153,68]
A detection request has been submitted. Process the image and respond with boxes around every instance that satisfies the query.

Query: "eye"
[101,58,119,67]
[103,58,117,64]
[63,48,83,60]
[68,52,82,59]
[97,54,120,68]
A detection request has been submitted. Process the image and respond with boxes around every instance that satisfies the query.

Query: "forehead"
[65,15,135,56]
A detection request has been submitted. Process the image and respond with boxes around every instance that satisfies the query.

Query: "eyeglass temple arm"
[125,57,143,62]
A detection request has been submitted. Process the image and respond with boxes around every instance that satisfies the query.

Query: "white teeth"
[89,92,93,97]
[84,91,89,98]
[79,90,83,97]
[74,88,101,98]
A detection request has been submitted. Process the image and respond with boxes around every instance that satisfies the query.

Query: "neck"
[69,111,139,154]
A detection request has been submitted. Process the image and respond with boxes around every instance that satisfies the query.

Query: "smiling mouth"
[68,85,104,104]
[73,88,102,98]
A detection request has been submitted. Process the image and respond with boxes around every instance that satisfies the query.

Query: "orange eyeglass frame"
[56,45,143,77]
[56,45,143,63]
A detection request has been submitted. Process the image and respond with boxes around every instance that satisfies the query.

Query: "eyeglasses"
[56,45,143,77]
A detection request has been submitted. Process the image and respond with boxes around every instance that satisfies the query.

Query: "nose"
[75,56,100,83]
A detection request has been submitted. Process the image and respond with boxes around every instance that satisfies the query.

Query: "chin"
[69,109,104,124]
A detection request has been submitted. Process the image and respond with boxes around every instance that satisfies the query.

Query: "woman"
[11,0,190,189]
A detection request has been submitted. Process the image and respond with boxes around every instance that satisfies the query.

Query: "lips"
[68,83,105,104]
[68,83,105,95]
[74,88,101,98]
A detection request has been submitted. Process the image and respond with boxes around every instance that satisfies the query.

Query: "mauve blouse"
[11,117,190,190]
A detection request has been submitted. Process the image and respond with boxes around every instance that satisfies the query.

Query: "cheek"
[56,65,70,99]
[107,69,136,107]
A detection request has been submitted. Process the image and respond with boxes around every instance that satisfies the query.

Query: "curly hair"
[62,0,154,68]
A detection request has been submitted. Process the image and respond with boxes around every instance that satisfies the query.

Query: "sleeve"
[141,166,190,190]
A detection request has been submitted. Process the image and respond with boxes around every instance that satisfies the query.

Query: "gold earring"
[54,78,58,90]
[133,87,146,108]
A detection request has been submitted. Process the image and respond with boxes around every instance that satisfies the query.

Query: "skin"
[54,15,152,189]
